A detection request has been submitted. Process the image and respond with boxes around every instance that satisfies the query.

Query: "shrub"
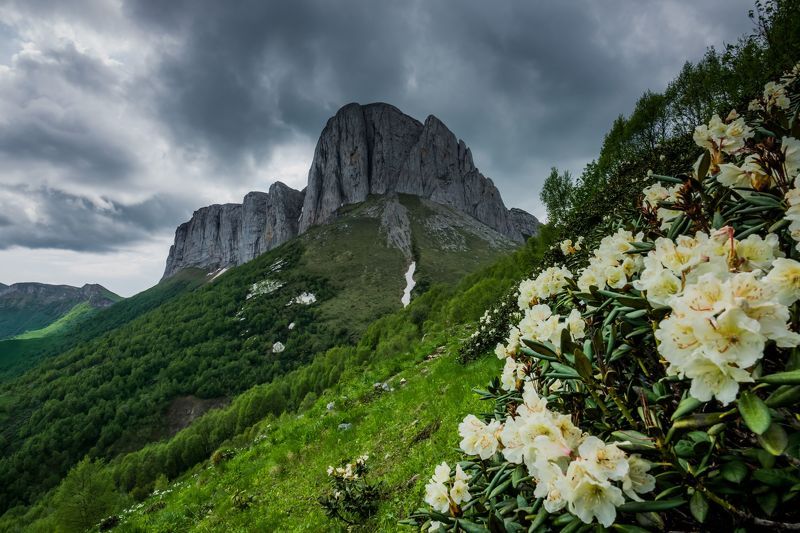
[407,64,800,531]
[320,455,383,526]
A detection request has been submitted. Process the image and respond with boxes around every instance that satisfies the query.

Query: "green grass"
[0,269,207,381]
[114,334,500,532]
[12,302,96,340]
[0,196,521,518]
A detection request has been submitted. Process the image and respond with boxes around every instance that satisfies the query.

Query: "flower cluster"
[692,111,753,158]
[642,182,682,229]
[576,228,643,291]
[517,266,573,309]
[423,462,472,514]
[413,66,800,531]
[559,237,584,255]
[320,454,381,526]
[457,383,654,527]
[326,454,369,481]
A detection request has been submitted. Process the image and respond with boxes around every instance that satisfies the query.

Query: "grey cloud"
[0,0,756,262]
[0,185,193,252]
[125,0,753,211]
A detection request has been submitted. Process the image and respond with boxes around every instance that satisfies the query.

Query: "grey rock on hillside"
[508,208,542,240]
[299,103,535,242]
[162,182,304,279]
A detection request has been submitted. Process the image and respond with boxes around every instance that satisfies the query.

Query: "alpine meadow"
[2,1,800,532]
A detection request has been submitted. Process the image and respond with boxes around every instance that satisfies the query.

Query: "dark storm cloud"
[125,0,753,202]
[0,0,755,259]
[0,40,138,185]
[0,185,189,252]
[128,0,412,165]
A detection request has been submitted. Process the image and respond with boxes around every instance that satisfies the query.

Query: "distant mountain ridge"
[162,102,540,279]
[0,282,120,340]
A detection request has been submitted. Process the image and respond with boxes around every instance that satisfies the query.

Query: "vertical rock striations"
[162,182,304,280]
[163,102,540,279]
[299,103,534,241]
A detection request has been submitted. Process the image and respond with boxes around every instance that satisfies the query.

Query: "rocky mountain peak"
[162,103,539,279]
[299,103,533,241]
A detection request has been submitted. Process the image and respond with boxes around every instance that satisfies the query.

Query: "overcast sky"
[0,0,755,296]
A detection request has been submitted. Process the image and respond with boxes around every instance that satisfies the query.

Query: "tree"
[52,458,121,532]
[539,167,574,227]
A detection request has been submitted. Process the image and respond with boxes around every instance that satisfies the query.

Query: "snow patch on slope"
[401,261,416,307]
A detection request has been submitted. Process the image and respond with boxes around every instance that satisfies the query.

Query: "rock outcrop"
[163,103,540,279]
[162,182,304,279]
[299,103,534,242]
[508,208,542,240]
[163,203,243,279]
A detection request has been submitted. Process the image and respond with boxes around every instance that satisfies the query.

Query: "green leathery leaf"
[618,499,686,512]
[720,461,748,483]
[573,348,594,382]
[738,390,771,435]
[690,490,709,523]
[671,396,703,421]
[696,150,711,179]
[757,369,800,385]
[757,423,789,456]
[765,385,800,408]
[521,338,559,359]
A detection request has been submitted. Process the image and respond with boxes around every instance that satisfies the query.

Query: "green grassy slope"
[0,269,208,381]
[0,194,519,518]
[117,345,500,532]
[13,302,96,340]
[0,225,550,532]
[0,285,121,340]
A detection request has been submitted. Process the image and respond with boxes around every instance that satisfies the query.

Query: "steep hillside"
[0,194,520,516]
[0,269,208,381]
[0,222,551,533]
[0,282,120,340]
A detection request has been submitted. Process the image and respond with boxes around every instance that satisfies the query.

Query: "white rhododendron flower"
[577,437,629,482]
[500,357,526,391]
[621,455,656,501]
[517,266,573,310]
[782,136,800,178]
[458,415,500,460]
[424,479,450,513]
[764,81,791,110]
[693,113,753,155]
[566,462,625,528]
[717,155,770,190]
[784,187,800,248]
[559,237,583,255]
[763,258,800,305]
[449,479,471,505]
[577,228,643,290]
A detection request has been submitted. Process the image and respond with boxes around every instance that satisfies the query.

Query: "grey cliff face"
[507,208,542,240]
[299,103,535,241]
[162,182,305,279]
[164,102,540,279]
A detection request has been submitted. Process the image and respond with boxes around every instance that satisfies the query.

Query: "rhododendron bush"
[405,65,800,531]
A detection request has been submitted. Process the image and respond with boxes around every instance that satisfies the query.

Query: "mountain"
[0,269,207,380]
[0,193,518,513]
[0,282,120,340]
[162,102,539,279]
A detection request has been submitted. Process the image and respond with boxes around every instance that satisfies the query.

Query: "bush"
[408,64,800,531]
[319,455,383,526]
